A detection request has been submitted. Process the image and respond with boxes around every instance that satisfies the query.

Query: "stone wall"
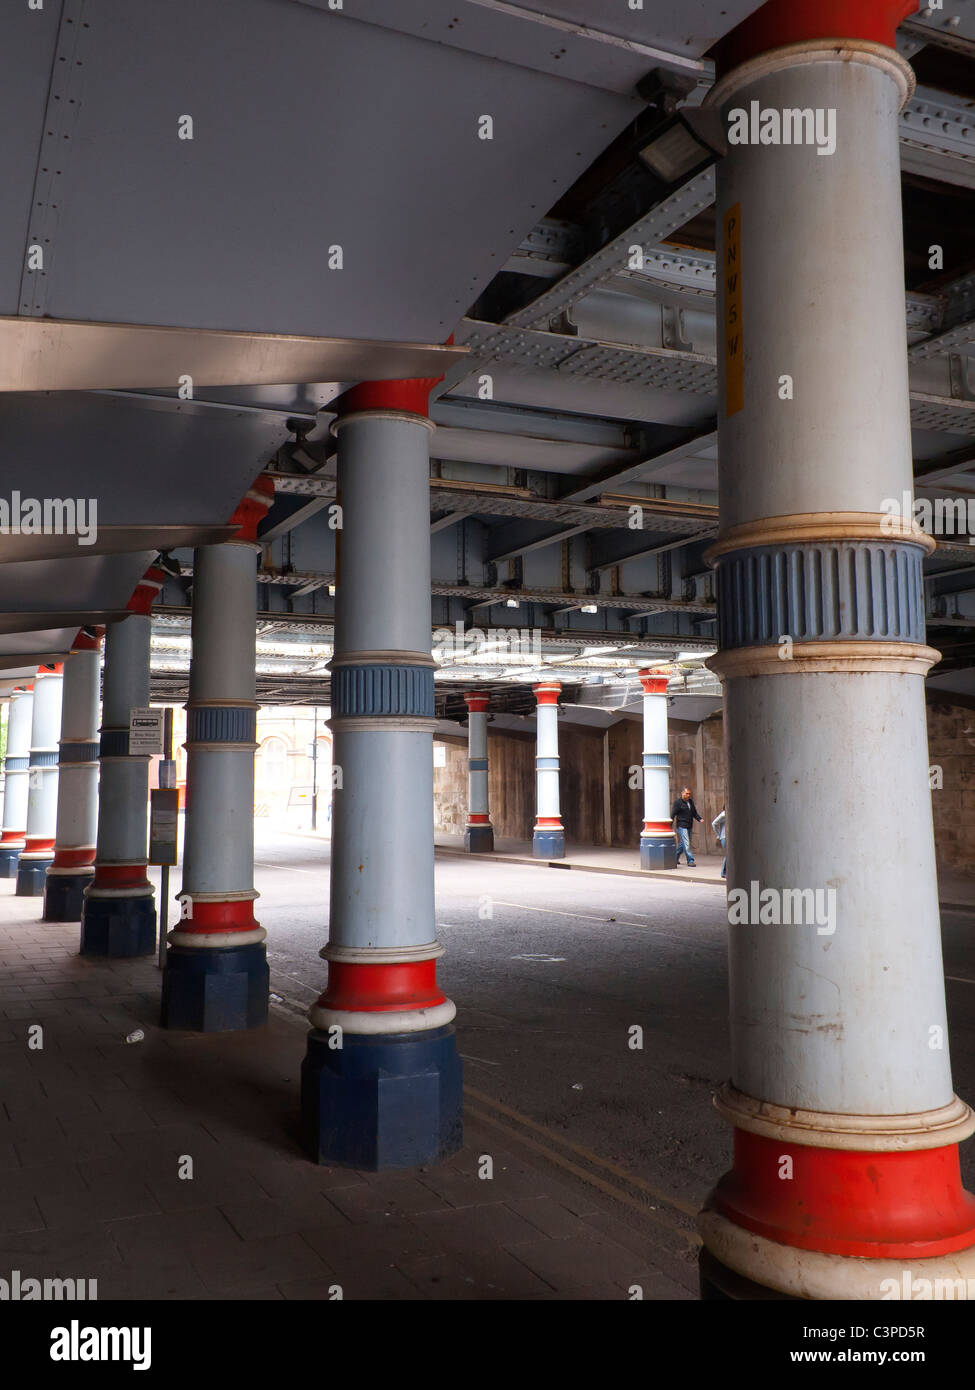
[927,693,975,873]
[433,697,971,875]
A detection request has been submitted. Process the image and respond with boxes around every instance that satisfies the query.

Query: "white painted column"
[301,376,462,1170]
[44,629,102,921]
[0,686,34,878]
[532,681,564,859]
[16,665,64,896]
[161,477,273,1032]
[80,567,163,957]
[638,668,676,870]
[697,3,975,1300]
[463,690,494,853]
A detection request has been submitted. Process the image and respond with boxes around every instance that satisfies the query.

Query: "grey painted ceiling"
[5,0,641,340]
[492,0,765,57]
[3,0,975,692]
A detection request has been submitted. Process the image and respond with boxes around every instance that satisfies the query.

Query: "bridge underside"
[1,0,975,1330]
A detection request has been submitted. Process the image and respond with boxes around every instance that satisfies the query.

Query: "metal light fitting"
[637,107,728,184]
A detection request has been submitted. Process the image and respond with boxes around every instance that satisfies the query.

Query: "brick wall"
[433,698,971,874]
[927,694,975,873]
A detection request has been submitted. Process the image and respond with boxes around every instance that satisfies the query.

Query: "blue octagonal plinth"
[464,823,494,853]
[532,828,565,859]
[160,943,269,1032]
[301,1025,463,1170]
[43,872,93,922]
[16,856,53,896]
[80,894,156,957]
[640,837,678,870]
[0,845,23,878]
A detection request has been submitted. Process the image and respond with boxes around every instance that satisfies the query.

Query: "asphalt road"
[212,826,975,1213]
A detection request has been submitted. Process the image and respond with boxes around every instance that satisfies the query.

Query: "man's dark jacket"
[671,797,702,830]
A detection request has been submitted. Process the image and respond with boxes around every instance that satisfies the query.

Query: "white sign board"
[129,707,164,756]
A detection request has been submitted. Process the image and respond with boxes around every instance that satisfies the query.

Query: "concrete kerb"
[432,844,723,887]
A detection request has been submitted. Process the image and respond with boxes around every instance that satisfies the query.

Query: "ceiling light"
[637,108,726,185]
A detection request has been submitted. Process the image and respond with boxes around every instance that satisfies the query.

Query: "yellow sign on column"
[723,202,743,418]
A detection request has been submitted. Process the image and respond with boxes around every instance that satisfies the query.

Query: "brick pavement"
[0,887,698,1302]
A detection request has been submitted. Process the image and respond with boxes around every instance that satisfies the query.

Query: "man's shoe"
[688,860,696,866]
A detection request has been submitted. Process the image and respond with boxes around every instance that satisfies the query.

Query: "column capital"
[532,681,561,705]
[228,473,275,544]
[332,348,451,421]
[36,663,63,678]
[70,626,104,653]
[638,667,671,696]
[464,690,491,713]
[126,564,167,616]
[713,0,916,75]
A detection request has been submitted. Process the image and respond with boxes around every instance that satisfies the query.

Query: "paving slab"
[0,879,700,1301]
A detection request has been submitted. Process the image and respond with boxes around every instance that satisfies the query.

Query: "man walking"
[671,786,703,866]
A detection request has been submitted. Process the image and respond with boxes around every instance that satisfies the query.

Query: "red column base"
[50,848,96,870]
[173,898,261,936]
[713,1128,975,1259]
[89,863,152,892]
[317,959,446,1015]
[21,836,55,857]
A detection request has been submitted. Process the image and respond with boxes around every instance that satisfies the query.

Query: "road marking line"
[464,1101,699,1249]
[465,1083,700,1220]
[491,899,692,937]
[270,972,319,994]
[255,861,317,874]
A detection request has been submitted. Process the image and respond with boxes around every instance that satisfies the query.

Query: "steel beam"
[485,522,590,564]
[589,529,717,571]
[503,169,717,330]
[0,318,466,393]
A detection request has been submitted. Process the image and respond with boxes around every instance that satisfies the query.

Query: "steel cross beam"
[433,585,713,613]
[561,428,718,503]
[502,168,717,330]
[589,529,717,571]
[485,523,593,564]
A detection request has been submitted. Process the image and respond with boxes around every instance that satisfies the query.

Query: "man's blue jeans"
[675,826,695,865]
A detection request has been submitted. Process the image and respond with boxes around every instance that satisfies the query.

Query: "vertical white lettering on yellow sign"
[723,202,743,417]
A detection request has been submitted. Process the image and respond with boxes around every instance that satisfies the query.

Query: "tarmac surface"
[251,827,975,1205]
[0,825,971,1301]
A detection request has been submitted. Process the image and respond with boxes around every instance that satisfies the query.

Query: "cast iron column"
[80,566,163,957]
[698,0,975,1299]
[43,629,102,920]
[463,690,494,852]
[638,668,677,870]
[301,375,462,1170]
[0,685,34,878]
[532,680,564,858]
[16,664,64,895]
[161,477,274,1031]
